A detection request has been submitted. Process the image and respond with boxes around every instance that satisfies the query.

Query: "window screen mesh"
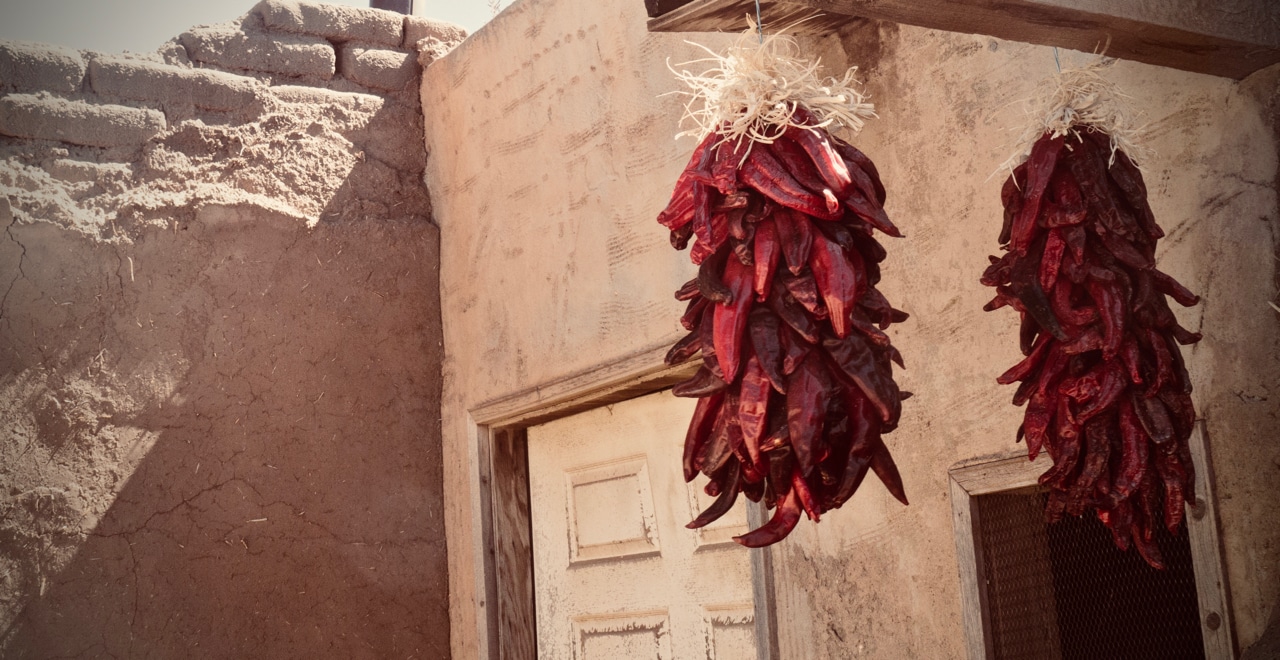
[975,488,1204,660]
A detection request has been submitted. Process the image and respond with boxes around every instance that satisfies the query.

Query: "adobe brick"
[337,43,416,92]
[89,55,263,112]
[0,93,165,147]
[0,40,86,94]
[180,25,334,79]
[256,0,403,47]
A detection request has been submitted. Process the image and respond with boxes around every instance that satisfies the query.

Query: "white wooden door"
[527,390,758,659]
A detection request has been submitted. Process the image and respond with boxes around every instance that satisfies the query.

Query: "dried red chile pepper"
[984,128,1200,568]
[659,119,909,547]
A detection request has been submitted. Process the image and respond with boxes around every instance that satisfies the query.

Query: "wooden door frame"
[947,419,1236,659]
[467,341,781,659]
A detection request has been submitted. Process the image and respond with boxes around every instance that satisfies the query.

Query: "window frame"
[947,420,1236,659]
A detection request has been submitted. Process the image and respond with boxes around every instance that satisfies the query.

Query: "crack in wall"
[0,206,28,324]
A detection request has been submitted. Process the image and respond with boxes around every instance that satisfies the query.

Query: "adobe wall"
[0,2,460,657]
[421,0,1279,657]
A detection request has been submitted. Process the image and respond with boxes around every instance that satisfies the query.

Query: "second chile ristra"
[983,128,1201,568]
[657,111,910,547]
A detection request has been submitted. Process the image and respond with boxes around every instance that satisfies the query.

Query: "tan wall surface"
[423,1,1278,658]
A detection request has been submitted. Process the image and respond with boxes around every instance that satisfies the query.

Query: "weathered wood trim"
[1187,420,1237,659]
[490,428,536,660]
[647,0,1280,79]
[948,453,1041,660]
[471,338,700,429]
[474,423,501,659]
[747,501,781,660]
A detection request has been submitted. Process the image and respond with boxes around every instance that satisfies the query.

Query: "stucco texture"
[422,1,1278,658]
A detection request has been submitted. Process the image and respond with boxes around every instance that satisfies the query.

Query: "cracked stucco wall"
[0,2,462,657]
[421,0,1279,656]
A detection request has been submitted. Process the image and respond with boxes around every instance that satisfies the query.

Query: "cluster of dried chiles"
[657,111,909,547]
[983,129,1200,568]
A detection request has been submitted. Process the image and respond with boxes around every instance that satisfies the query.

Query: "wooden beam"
[471,338,700,429]
[648,1,862,37]
[647,0,1280,79]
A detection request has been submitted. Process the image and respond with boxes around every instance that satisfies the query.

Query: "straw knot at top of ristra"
[999,57,1152,175]
[668,17,877,147]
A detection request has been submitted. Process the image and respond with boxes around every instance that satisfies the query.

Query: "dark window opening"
[975,488,1204,660]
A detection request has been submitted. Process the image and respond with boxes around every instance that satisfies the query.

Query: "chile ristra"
[982,128,1200,569]
[658,113,911,548]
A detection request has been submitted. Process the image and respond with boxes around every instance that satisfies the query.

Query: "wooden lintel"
[646,0,1280,80]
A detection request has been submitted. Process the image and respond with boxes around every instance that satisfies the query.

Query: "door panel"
[528,390,757,659]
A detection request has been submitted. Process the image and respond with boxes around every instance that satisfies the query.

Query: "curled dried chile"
[781,271,826,317]
[810,231,864,338]
[1151,268,1200,307]
[665,330,702,366]
[713,257,756,381]
[753,218,781,301]
[783,123,854,196]
[675,278,700,301]
[682,392,724,482]
[673,365,729,398]
[711,139,749,194]
[849,225,888,264]
[792,467,823,522]
[681,296,709,331]
[768,279,821,344]
[998,332,1052,384]
[1131,392,1175,445]
[786,353,830,474]
[767,136,840,205]
[774,208,815,275]
[1114,398,1149,499]
[734,484,802,548]
[1086,279,1125,359]
[1009,236,1069,341]
[697,245,734,303]
[738,354,770,473]
[698,395,739,477]
[1108,149,1164,239]
[740,146,842,220]
[830,134,887,205]
[1069,135,1136,239]
[670,221,694,250]
[823,331,900,426]
[1010,134,1066,254]
[688,461,742,529]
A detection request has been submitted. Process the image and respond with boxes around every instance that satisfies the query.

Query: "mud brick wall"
[0,2,463,657]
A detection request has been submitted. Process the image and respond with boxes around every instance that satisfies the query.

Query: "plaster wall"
[0,2,461,656]
[423,0,1279,658]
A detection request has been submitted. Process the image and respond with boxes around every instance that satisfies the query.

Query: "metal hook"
[754,0,764,44]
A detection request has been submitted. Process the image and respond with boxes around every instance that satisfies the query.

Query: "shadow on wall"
[0,208,447,657]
